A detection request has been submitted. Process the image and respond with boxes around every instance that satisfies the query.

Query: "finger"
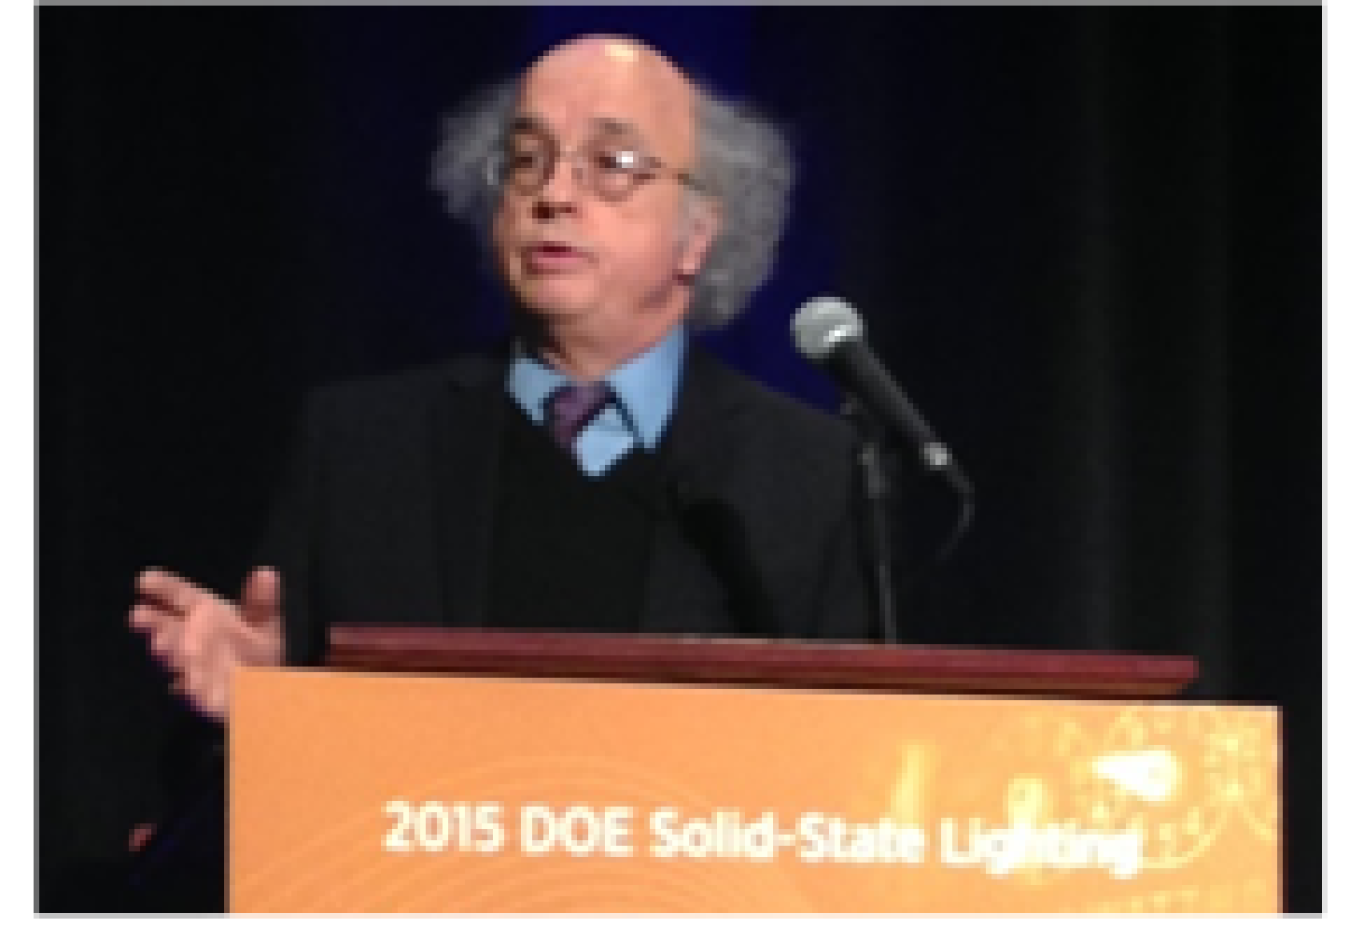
[168,674,190,701]
[136,569,209,617]
[171,679,210,718]
[178,606,221,662]
[129,604,187,666]
[128,602,181,637]
[205,674,229,722]
[172,662,207,704]
[233,617,283,666]
[175,662,227,722]
[194,613,234,672]
[239,567,282,625]
[150,626,183,663]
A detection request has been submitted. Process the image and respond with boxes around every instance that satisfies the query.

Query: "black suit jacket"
[258,344,877,665]
[126,346,878,911]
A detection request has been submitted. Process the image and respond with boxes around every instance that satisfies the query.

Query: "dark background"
[39,5,1322,912]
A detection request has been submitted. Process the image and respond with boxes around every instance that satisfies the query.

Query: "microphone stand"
[843,397,899,645]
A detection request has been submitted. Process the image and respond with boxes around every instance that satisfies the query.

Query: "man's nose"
[532,153,583,218]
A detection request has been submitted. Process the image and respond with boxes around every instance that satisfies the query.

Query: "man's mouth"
[523,241,591,272]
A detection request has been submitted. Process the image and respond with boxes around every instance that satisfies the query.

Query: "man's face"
[492,39,714,342]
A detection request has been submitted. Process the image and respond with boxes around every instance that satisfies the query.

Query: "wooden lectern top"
[325,626,1197,699]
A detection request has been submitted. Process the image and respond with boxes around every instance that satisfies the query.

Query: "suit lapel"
[427,358,508,627]
[660,344,748,497]
[642,344,775,636]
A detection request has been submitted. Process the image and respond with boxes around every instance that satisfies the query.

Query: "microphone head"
[791,297,864,362]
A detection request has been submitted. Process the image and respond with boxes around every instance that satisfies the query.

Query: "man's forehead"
[516,36,694,144]
[510,114,645,142]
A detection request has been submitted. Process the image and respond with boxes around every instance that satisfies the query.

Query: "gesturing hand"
[129,567,285,722]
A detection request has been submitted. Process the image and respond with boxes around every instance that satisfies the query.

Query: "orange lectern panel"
[230,668,1279,914]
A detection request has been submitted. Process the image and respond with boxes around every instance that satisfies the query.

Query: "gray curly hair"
[430,77,794,329]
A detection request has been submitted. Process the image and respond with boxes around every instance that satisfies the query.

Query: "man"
[129,35,875,724]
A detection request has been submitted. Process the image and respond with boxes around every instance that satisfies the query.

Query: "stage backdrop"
[39,5,1321,912]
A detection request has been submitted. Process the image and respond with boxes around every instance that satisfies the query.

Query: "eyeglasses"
[491,128,704,202]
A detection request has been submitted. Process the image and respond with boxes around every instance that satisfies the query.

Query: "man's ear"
[676,200,722,279]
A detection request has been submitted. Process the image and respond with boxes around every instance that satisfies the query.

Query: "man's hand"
[129,567,284,722]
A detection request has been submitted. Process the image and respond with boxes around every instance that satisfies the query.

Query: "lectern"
[229,628,1279,913]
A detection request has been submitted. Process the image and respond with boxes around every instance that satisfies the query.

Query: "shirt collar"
[507,325,687,449]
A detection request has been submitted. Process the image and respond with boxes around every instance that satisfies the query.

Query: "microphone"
[791,296,971,496]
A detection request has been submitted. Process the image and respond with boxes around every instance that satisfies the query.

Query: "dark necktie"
[547,382,612,454]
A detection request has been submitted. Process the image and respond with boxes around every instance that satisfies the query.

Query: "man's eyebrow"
[508,114,549,135]
[590,116,643,140]
[507,113,648,144]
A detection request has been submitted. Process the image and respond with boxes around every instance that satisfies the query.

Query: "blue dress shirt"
[507,326,687,477]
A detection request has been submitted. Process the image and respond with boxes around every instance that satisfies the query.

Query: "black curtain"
[38,6,1321,912]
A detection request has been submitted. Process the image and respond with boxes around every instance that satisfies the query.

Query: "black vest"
[485,404,669,632]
